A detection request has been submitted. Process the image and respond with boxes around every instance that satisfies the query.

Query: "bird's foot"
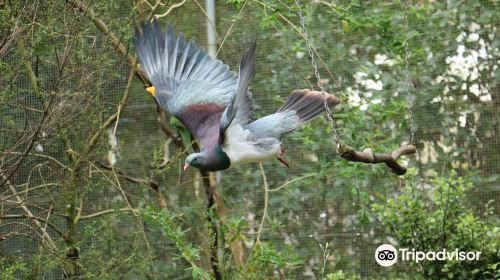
[277,149,289,167]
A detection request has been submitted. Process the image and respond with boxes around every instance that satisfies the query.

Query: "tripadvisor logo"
[375,244,398,267]
[375,244,481,267]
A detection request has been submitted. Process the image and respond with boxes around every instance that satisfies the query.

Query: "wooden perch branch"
[338,144,416,175]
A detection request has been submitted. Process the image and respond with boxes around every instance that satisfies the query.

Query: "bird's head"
[146,86,156,97]
[184,153,205,171]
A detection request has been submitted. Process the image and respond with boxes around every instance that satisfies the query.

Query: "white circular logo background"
[375,244,398,267]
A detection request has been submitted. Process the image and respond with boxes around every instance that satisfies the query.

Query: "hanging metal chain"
[294,0,341,149]
[403,0,415,144]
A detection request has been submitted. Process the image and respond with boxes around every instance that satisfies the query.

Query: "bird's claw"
[277,149,289,167]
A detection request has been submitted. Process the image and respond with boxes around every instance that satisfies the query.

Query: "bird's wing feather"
[135,21,237,149]
[246,89,340,139]
[219,40,256,145]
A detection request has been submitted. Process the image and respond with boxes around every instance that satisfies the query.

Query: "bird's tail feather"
[276,89,340,134]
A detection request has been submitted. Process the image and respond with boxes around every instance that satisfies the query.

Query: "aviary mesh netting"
[0,0,498,279]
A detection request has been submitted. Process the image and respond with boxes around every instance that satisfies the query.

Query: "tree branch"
[153,0,188,20]
[73,58,136,171]
[0,108,49,188]
[3,151,71,172]
[94,161,168,211]
[65,0,149,84]
[65,0,186,151]
[17,36,48,110]
[338,144,416,175]
[1,214,66,239]
[1,173,61,251]
[256,163,268,245]
[78,208,139,220]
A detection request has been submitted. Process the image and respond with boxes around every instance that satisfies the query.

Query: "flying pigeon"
[135,21,340,172]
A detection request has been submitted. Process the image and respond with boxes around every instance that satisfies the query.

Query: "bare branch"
[216,0,248,56]
[17,37,48,110]
[79,208,139,220]
[66,0,187,151]
[1,214,66,239]
[338,144,416,175]
[3,151,71,172]
[94,161,168,211]
[73,58,136,171]
[65,0,149,83]
[0,110,49,188]
[256,163,269,245]
[153,0,188,20]
[1,173,60,250]
[253,0,337,85]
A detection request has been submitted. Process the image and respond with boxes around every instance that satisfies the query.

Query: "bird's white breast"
[222,124,281,167]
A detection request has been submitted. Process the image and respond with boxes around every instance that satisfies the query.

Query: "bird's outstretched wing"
[135,21,238,149]
[218,40,256,145]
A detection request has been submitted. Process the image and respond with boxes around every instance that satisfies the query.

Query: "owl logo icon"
[375,244,398,266]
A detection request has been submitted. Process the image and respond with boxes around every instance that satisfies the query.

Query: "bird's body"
[221,89,339,168]
[222,124,282,167]
[135,21,339,172]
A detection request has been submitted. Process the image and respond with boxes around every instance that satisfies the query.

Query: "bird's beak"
[183,163,190,171]
[146,86,156,97]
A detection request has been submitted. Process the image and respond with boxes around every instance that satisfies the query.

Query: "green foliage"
[231,242,303,279]
[326,270,360,280]
[373,170,500,279]
[170,116,194,153]
[143,207,214,280]
[0,258,27,280]
[23,250,59,279]
[226,0,245,9]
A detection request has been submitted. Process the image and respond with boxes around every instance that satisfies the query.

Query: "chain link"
[294,0,341,149]
[295,0,415,147]
[403,0,415,144]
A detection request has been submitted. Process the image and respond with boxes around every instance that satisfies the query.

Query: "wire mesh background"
[0,0,498,279]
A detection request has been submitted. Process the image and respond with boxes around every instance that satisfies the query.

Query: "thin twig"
[73,58,136,171]
[113,58,136,137]
[0,183,60,201]
[256,163,269,244]
[17,36,48,110]
[112,170,137,216]
[78,208,139,220]
[268,174,315,192]
[216,0,248,56]
[153,0,188,20]
[1,214,66,239]
[254,0,336,83]
[94,161,168,211]
[0,102,44,113]
[192,0,220,40]
[3,151,71,172]
[1,173,61,253]
[65,0,149,84]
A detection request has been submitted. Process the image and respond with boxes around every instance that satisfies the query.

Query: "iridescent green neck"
[214,144,231,170]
